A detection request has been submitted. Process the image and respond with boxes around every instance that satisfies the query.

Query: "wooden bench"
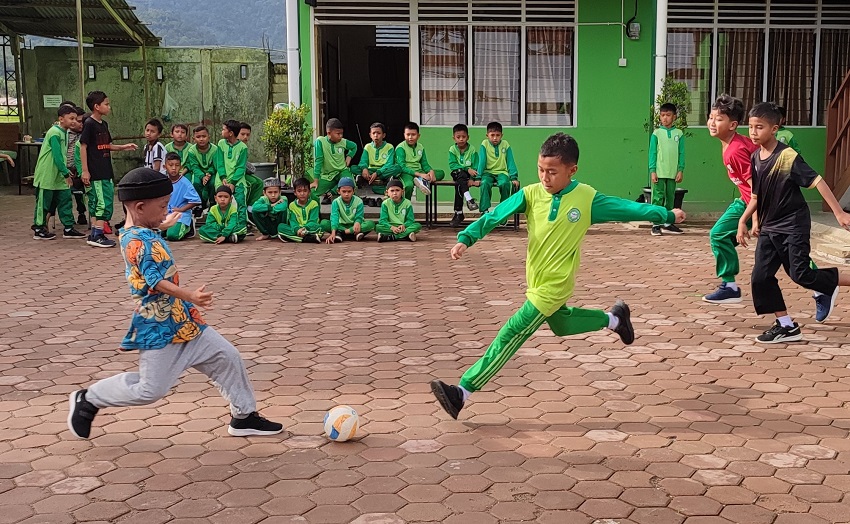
[424,180,520,230]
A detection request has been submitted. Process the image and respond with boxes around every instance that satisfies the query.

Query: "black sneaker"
[757,321,803,344]
[663,224,684,235]
[112,220,124,236]
[430,380,464,420]
[449,213,465,227]
[355,232,365,241]
[651,226,662,236]
[333,234,344,243]
[364,197,375,207]
[63,228,86,239]
[33,227,56,240]
[77,214,88,225]
[67,389,99,439]
[185,220,196,239]
[229,234,239,244]
[87,234,116,248]
[467,199,479,211]
[227,412,284,436]
[301,233,320,244]
[377,233,395,243]
[321,194,333,205]
[610,300,634,345]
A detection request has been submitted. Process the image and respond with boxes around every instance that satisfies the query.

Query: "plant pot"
[253,162,276,179]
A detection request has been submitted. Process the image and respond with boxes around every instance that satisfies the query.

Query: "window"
[420,25,467,126]
[526,27,574,126]
[667,0,850,126]
[473,27,520,125]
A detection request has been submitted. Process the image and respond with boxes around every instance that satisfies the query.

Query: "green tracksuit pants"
[252,212,286,237]
[34,187,75,229]
[360,167,399,195]
[479,174,512,213]
[197,222,245,243]
[651,178,676,226]
[376,221,422,239]
[312,168,352,200]
[278,222,323,242]
[164,223,190,241]
[190,175,214,209]
[459,300,609,392]
[233,184,248,234]
[319,219,376,236]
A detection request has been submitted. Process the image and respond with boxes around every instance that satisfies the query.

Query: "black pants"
[751,231,838,314]
[450,169,471,212]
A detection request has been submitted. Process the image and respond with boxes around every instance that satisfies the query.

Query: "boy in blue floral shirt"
[67,167,283,439]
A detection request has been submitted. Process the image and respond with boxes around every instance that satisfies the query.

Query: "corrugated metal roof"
[0,0,159,47]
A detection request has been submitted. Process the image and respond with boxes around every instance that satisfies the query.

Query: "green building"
[286,0,850,210]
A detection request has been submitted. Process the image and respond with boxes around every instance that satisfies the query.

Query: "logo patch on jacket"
[567,208,581,223]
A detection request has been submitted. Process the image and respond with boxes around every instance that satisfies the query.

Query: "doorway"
[317,25,410,154]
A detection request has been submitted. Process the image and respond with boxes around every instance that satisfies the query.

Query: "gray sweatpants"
[86,327,257,418]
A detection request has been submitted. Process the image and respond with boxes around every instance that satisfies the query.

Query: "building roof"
[0,0,159,47]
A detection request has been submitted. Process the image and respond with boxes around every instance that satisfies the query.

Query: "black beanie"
[118,167,172,202]
[387,178,403,190]
[215,185,233,196]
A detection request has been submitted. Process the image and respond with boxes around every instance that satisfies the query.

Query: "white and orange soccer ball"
[323,405,359,442]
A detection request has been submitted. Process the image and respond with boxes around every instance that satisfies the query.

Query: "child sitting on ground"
[251,177,288,241]
[449,123,480,226]
[198,185,246,244]
[143,118,167,174]
[377,178,422,242]
[396,121,437,199]
[356,122,399,203]
[67,167,283,440]
[164,152,201,241]
[477,121,519,215]
[280,177,324,243]
[322,177,374,243]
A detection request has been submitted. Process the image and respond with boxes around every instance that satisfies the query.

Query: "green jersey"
[187,143,219,182]
[251,195,288,219]
[379,197,416,228]
[449,143,479,173]
[330,195,365,230]
[648,126,685,179]
[165,141,191,164]
[357,141,395,174]
[395,142,432,176]
[215,139,248,186]
[33,125,70,190]
[208,202,240,237]
[314,136,357,181]
[776,127,801,154]
[477,139,518,179]
[288,199,321,229]
[458,181,675,316]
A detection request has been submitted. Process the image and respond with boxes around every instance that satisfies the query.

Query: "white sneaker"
[414,177,432,196]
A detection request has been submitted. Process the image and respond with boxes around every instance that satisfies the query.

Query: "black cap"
[387,178,403,190]
[117,167,172,202]
[215,185,233,196]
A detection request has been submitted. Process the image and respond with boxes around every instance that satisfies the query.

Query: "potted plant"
[642,76,692,208]
[261,103,313,188]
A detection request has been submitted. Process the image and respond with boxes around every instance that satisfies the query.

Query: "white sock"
[813,291,824,297]
[458,385,471,402]
[725,282,739,291]
[777,315,794,328]
[607,312,619,330]
[464,191,473,201]
[663,223,671,227]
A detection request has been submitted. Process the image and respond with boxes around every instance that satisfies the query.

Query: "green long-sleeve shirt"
[330,195,365,230]
[379,197,417,229]
[215,139,248,186]
[288,199,321,230]
[448,143,479,173]
[776,127,801,154]
[33,125,70,190]
[251,195,288,221]
[648,126,685,178]
[395,142,432,176]
[476,139,518,180]
[356,141,396,175]
[186,143,219,184]
[208,202,239,237]
[314,136,357,181]
[458,180,675,316]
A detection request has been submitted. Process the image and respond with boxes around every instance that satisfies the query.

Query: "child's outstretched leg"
[431,300,633,419]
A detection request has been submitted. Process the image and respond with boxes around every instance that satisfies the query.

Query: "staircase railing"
[825,69,850,210]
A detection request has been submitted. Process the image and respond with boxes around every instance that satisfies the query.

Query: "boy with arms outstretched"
[431,133,685,419]
[67,167,283,439]
[737,102,850,342]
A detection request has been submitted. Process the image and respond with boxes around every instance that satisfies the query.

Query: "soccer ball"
[323,405,359,442]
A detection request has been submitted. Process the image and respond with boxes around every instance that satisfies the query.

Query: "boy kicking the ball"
[431,133,686,419]
[67,167,283,439]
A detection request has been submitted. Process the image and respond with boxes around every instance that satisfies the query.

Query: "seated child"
[396,121,437,199]
[198,185,246,244]
[143,118,167,174]
[280,177,324,243]
[449,123,480,227]
[186,126,218,212]
[322,177,375,243]
[377,179,422,242]
[356,122,399,200]
[165,123,191,176]
[251,177,288,241]
[67,167,283,440]
[476,121,519,214]
[312,118,357,204]
[164,152,201,241]
[238,122,265,210]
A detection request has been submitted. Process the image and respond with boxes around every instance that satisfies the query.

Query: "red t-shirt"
[723,133,759,204]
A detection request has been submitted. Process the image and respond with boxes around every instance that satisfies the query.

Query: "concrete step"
[811,212,850,264]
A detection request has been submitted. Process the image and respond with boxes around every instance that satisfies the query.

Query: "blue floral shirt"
[119,227,206,350]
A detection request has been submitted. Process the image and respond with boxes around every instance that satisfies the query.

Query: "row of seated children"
[197,176,421,244]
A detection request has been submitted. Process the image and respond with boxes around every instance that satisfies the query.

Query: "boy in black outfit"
[737,102,850,343]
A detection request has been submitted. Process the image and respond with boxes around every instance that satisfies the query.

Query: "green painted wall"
[22,46,271,178]
[295,0,827,210]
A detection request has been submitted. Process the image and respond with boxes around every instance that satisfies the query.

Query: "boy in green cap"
[323,177,374,243]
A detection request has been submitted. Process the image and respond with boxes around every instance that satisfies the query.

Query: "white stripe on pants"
[86,327,257,418]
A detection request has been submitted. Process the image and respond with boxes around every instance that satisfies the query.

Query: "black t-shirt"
[79,117,114,181]
[751,142,821,234]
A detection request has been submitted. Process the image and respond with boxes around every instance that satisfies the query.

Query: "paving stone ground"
[1,191,850,524]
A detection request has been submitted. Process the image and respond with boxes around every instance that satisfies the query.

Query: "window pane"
[420,26,467,126]
[767,29,815,126]
[667,29,712,125]
[526,27,573,126]
[473,27,520,125]
[818,29,850,126]
[716,29,764,115]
